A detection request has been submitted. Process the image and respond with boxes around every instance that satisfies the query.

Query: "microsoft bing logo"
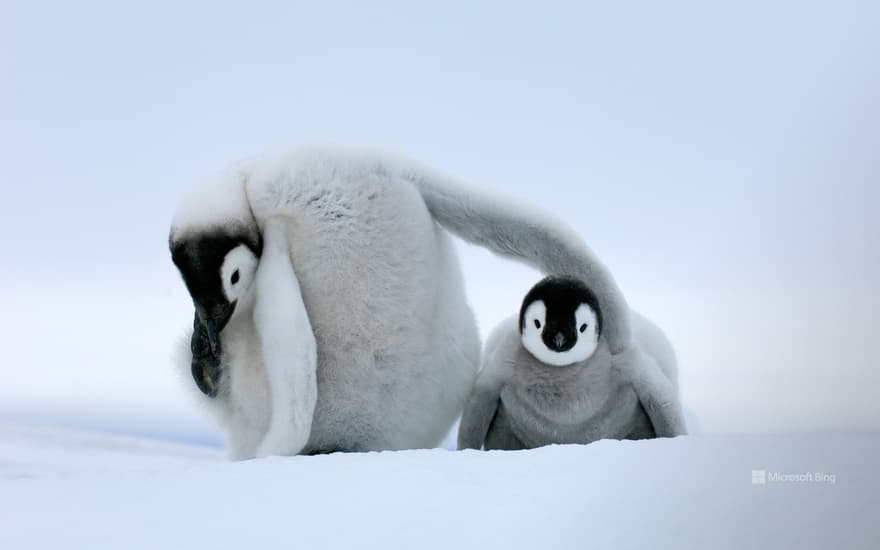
[750,469,836,484]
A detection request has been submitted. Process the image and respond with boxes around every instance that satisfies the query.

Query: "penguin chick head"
[519,276,603,367]
[169,169,261,357]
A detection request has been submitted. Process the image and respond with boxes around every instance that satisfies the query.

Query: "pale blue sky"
[2,1,878,443]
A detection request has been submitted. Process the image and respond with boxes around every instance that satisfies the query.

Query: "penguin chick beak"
[195,302,235,359]
[543,326,574,352]
[204,318,221,357]
[554,332,566,349]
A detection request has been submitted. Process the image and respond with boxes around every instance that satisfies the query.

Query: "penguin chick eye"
[534,319,541,329]
[579,323,588,333]
[231,269,240,285]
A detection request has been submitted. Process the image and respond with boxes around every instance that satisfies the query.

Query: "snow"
[1,422,877,549]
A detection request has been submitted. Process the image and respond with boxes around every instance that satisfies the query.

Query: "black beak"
[543,324,575,352]
[554,332,566,349]
[195,302,235,360]
[204,318,221,357]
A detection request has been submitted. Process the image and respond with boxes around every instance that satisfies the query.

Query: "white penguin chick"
[170,146,641,459]
[170,153,479,459]
[458,276,687,450]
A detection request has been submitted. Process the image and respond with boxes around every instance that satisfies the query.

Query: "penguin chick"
[458,276,686,451]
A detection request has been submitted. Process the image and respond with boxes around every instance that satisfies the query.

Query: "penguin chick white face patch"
[521,301,600,367]
[221,244,259,303]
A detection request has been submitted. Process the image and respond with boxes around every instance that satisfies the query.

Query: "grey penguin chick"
[458,276,686,450]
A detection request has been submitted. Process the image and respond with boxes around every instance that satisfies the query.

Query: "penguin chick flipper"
[457,388,500,450]
[618,349,687,437]
[252,217,318,458]
[457,324,513,450]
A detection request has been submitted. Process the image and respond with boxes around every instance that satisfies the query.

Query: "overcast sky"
[1,1,878,444]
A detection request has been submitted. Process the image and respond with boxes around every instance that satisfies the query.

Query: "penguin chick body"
[459,276,685,450]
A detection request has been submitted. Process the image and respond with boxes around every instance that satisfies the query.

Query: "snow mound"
[1,423,877,549]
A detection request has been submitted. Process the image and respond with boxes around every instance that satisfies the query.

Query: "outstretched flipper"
[617,347,687,437]
[253,217,318,457]
[403,164,632,355]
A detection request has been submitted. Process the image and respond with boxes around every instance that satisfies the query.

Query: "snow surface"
[1,423,877,550]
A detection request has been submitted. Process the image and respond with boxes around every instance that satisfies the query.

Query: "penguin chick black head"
[519,276,603,367]
[170,226,262,357]
[169,170,262,358]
